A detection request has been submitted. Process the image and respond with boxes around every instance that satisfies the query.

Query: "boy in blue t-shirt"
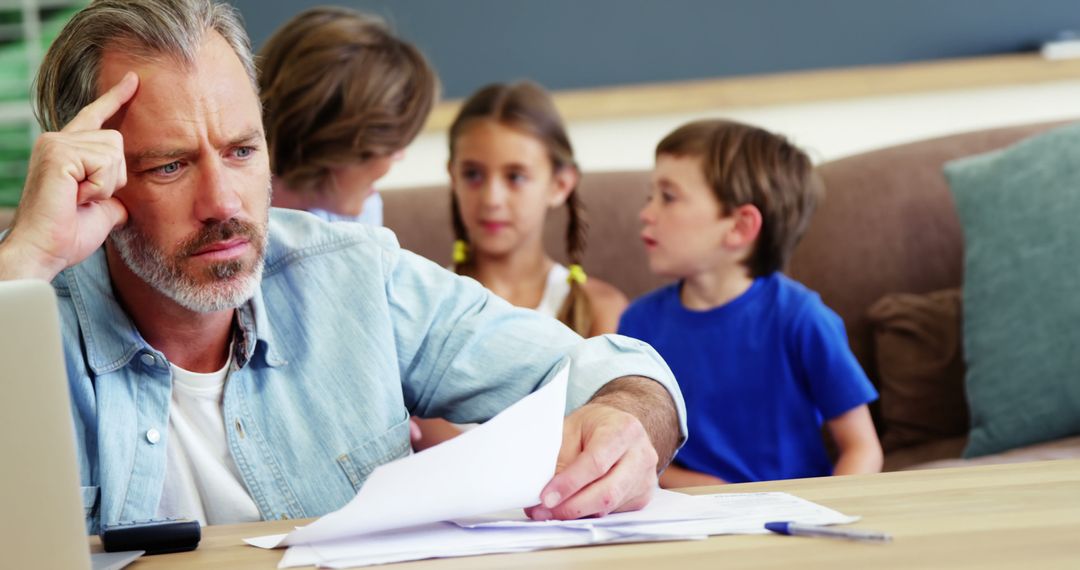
[618,120,882,486]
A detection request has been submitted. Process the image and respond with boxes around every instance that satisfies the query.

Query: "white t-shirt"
[156,351,261,526]
[534,263,571,317]
[449,263,571,317]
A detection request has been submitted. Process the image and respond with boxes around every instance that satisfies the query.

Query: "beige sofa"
[4,122,1078,470]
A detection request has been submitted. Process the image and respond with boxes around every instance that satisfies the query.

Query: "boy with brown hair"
[619,119,882,486]
[259,6,438,225]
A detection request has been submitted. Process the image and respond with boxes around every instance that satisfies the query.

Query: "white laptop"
[0,279,142,570]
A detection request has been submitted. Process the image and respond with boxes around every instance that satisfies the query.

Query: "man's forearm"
[587,375,682,473]
[0,229,65,282]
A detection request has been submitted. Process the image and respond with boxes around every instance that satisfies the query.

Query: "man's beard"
[110,217,268,313]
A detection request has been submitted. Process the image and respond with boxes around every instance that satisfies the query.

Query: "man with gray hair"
[0,0,686,533]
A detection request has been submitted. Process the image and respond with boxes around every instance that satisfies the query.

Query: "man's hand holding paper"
[528,375,680,521]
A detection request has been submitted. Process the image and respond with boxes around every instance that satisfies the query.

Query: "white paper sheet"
[273,491,858,568]
[247,362,569,549]
[581,492,860,537]
[456,491,857,532]
[318,532,701,569]
[279,522,596,568]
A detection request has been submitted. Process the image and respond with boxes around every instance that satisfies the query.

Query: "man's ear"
[548,165,579,208]
[724,204,763,249]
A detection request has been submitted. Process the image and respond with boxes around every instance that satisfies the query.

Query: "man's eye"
[235,146,254,158]
[154,161,181,175]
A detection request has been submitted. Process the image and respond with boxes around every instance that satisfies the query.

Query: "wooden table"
[92,459,1080,569]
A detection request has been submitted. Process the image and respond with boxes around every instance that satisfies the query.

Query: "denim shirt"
[49,209,686,533]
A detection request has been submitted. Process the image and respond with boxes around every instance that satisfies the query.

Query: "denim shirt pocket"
[335,416,412,491]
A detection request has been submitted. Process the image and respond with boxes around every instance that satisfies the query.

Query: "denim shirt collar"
[55,246,286,375]
[237,284,288,369]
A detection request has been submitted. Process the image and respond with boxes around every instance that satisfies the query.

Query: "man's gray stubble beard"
[109,223,266,314]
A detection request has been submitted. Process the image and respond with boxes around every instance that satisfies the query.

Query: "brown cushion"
[867,288,969,453]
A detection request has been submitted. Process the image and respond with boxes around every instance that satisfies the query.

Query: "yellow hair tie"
[567,264,587,285]
[452,239,470,264]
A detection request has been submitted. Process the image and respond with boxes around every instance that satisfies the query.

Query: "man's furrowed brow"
[126,129,264,168]
[228,129,264,148]
[128,147,193,168]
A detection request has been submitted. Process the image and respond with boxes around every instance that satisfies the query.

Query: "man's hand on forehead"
[0,72,139,282]
[61,72,139,203]
[67,71,139,133]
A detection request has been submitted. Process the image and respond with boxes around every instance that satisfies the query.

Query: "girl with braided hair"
[448,81,627,336]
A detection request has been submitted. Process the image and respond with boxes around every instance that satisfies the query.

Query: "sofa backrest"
[384,121,1067,385]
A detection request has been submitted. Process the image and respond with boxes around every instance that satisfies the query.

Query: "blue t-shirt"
[618,273,877,483]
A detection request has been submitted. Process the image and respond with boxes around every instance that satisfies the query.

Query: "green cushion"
[944,123,1080,457]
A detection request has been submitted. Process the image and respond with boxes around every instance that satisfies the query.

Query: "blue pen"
[764,521,892,543]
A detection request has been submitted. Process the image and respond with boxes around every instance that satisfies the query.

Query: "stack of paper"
[259,490,857,569]
[246,364,858,568]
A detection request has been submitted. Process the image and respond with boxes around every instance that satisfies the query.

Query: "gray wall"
[232,1,1079,99]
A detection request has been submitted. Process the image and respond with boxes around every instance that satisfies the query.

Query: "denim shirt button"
[140,353,157,367]
[145,428,161,444]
